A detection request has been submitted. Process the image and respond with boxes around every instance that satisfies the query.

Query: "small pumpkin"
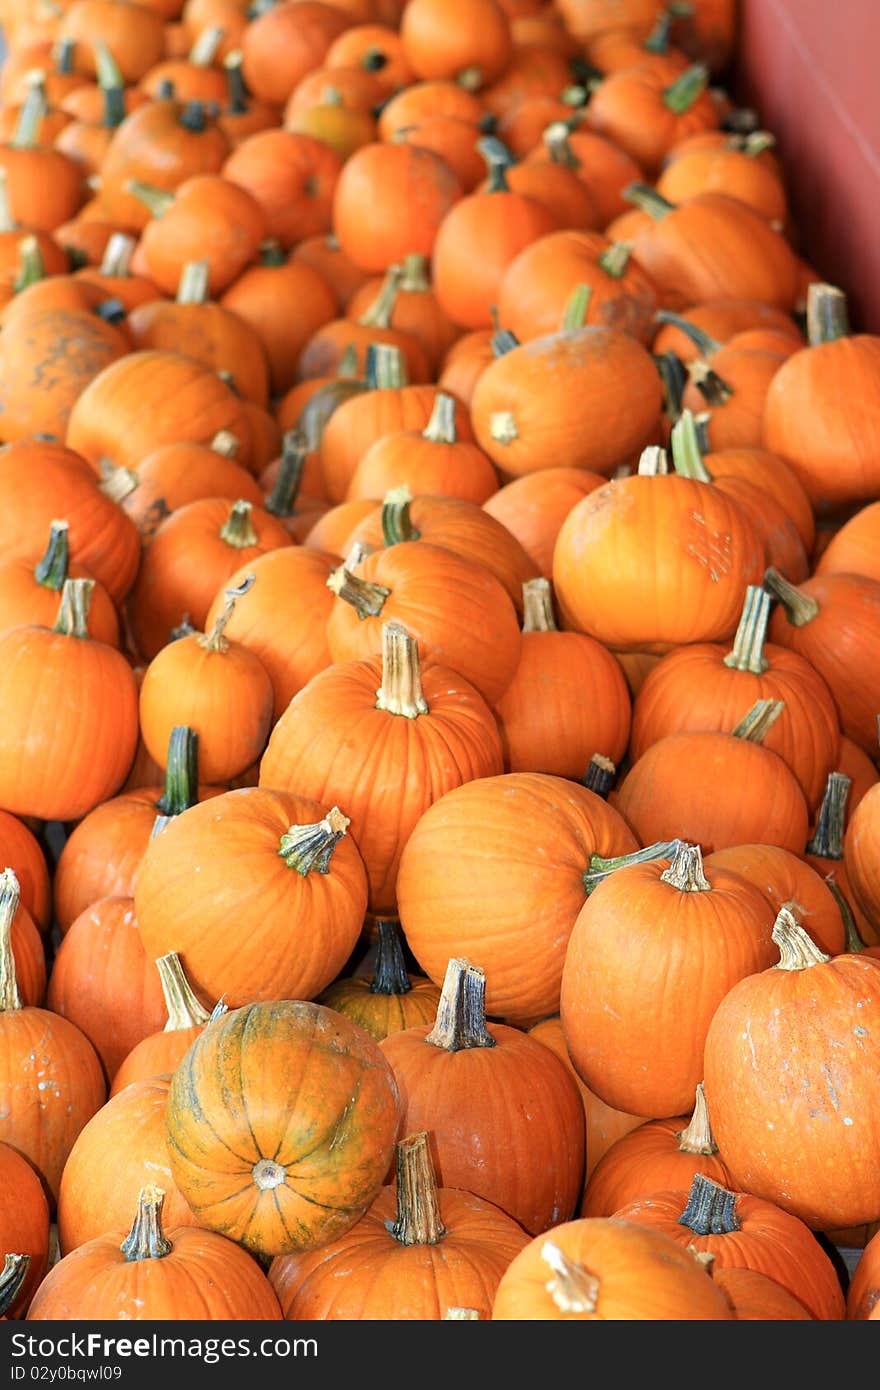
[317,919,442,1043]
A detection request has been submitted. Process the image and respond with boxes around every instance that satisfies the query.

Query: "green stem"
[375,622,428,718]
[34,520,70,591]
[562,283,592,331]
[94,40,124,91]
[0,868,22,1013]
[102,84,127,129]
[678,1174,739,1236]
[258,238,286,268]
[806,283,849,345]
[219,500,258,548]
[477,135,514,192]
[13,234,46,294]
[52,577,94,638]
[654,310,721,357]
[542,122,580,169]
[176,260,210,304]
[265,430,306,518]
[0,169,14,234]
[582,754,616,799]
[731,697,784,743]
[99,232,136,277]
[364,343,408,390]
[155,726,200,817]
[358,263,403,329]
[722,585,771,673]
[11,82,45,149]
[0,1254,29,1318]
[663,63,709,114]
[670,409,712,481]
[53,37,76,75]
[278,806,351,876]
[180,101,208,133]
[598,242,633,279]
[370,919,413,996]
[805,771,850,860]
[762,568,819,626]
[425,958,495,1051]
[824,874,867,954]
[124,180,175,218]
[381,485,420,545]
[689,359,733,405]
[653,350,686,423]
[189,25,225,65]
[637,445,669,475]
[400,254,430,292]
[120,1188,173,1262]
[326,564,390,619]
[583,840,683,895]
[223,50,249,113]
[623,183,675,219]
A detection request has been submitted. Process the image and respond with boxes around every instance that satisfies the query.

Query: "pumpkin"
[491,1216,733,1319]
[844,783,880,945]
[816,501,880,585]
[317,919,442,1043]
[46,895,168,1085]
[494,577,632,776]
[703,907,880,1232]
[0,868,106,1208]
[166,998,400,1257]
[705,843,846,957]
[612,1173,844,1320]
[396,771,638,1025]
[297,262,432,384]
[0,520,118,647]
[345,392,499,504]
[116,433,263,544]
[0,811,50,935]
[269,1130,528,1319]
[290,231,372,311]
[553,446,765,654]
[400,0,512,88]
[110,952,219,1098]
[376,79,484,141]
[587,61,719,176]
[651,298,803,364]
[135,788,368,1007]
[482,465,606,578]
[30,1185,282,1320]
[127,172,267,298]
[629,583,840,809]
[260,621,504,915]
[58,0,166,83]
[0,578,138,822]
[0,86,86,234]
[57,1075,199,1254]
[525,121,646,228]
[140,25,229,102]
[331,140,463,273]
[611,699,811,853]
[560,842,776,1117]
[344,253,461,377]
[240,0,350,106]
[846,1226,880,1319]
[0,1141,49,1318]
[657,131,788,224]
[380,958,585,1235]
[713,1266,814,1321]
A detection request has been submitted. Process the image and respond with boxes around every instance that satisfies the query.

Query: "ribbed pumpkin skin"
[612,1188,846,1321]
[482,467,606,579]
[845,785,880,930]
[27,1224,283,1321]
[269,1186,529,1319]
[0,811,51,933]
[0,623,139,822]
[396,773,638,1025]
[491,1216,734,1319]
[0,1140,50,1317]
[560,857,776,1118]
[703,952,880,1232]
[527,1016,645,1182]
[317,974,442,1044]
[816,500,880,584]
[713,1266,813,1320]
[135,788,368,1008]
[166,1001,401,1258]
[553,475,765,654]
[380,1023,585,1236]
[259,655,504,915]
[0,552,119,648]
[325,543,522,708]
[846,1226,880,1319]
[611,732,810,854]
[705,845,846,957]
[469,326,663,477]
[57,1078,199,1255]
[580,1116,733,1218]
[629,640,841,810]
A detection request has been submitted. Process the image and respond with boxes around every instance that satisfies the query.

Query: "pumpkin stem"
[364,342,408,390]
[358,263,403,330]
[562,283,593,331]
[771,904,831,970]
[445,1308,479,1319]
[654,310,721,357]
[223,50,249,112]
[13,235,46,294]
[583,839,683,895]
[124,180,175,218]
[663,62,709,114]
[337,344,360,378]
[278,806,351,876]
[542,122,580,169]
[643,6,678,53]
[170,616,197,641]
[52,577,94,638]
[458,66,484,92]
[477,135,514,192]
[762,567,819,627]
[489,409,519,447]
[180,101,209,133]
[824,874,866,954]
[375,622,428,718]
[678,1174,739,1236]
[540,1241,600,1314]
[99,232,136,278]
[731,697,784,743]
[219,499,258,549]
[265,430,306,518]
[211,430,240,458]
[120,1187,173,1262]
[521,577,557,632]
[157,951,212,1032]
[0,869,22,1014]
[381,485,420,545]
[390,1132,446,1246]
[34,520,70,591]
[102,80,126,128]
[623,182,675,220]
[653,350,687,423]
[98,459,139,503]
[689,357,733,406]
[0,169,15,234]
[425,958,495,1052]
[94,39,124,91]
[582,753,616,799]
[722,585,771,674]
[257,237,286,268]
[636,445,669,475]
[199,574,255,652]
[189,24,226,65]
[676,1083,719,1155]
[0,1253,29,1319]
[177,259,210,304]
[10,81,44,149]
[805,770,850,860]
[370,919,413,996]
[806,283,849,345]
[326,564,391,619]
[400,254,430,292]
[660,842,711,892]
[421,392,457,444]
[597,241,633,280]
[153,725,200,834]
[669,408,713,481]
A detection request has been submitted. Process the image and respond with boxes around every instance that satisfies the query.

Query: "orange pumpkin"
[317,919,442,1043]
[110,951,218,1097]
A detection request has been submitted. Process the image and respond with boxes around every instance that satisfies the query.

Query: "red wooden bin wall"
[734,0,880,332]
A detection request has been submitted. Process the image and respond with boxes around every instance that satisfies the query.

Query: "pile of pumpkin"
[0,0,879,1324]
